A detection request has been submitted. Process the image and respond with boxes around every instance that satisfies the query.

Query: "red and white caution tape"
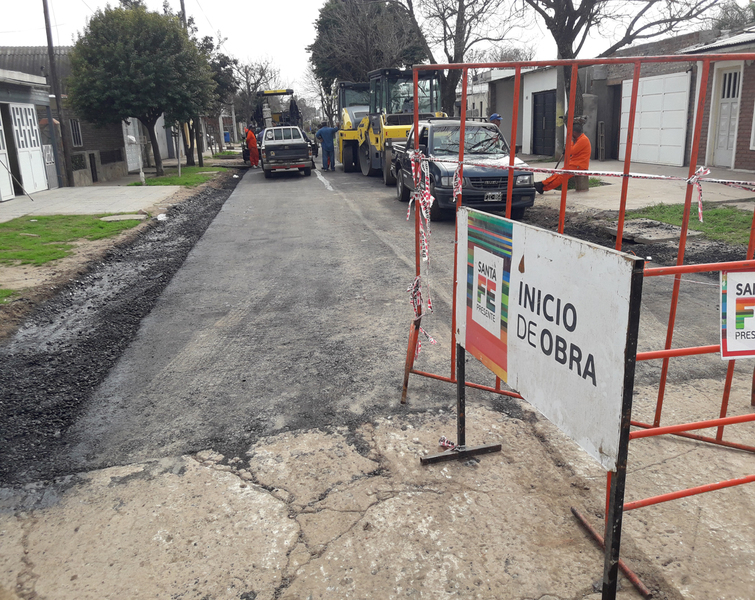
[406,150,438,359]
[438,436,457,450]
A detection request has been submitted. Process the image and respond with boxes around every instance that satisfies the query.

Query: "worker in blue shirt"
[315,122,338,171]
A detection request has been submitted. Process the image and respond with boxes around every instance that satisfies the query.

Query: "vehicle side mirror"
[419,144,428,155]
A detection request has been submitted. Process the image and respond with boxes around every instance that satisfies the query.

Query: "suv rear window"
[268,127,303,141]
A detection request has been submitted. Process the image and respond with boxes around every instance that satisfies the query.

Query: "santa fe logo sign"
[720,270,755,359]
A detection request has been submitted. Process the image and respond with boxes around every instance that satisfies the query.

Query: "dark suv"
[392,119,536,220]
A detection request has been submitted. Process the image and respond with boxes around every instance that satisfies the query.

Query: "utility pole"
[42,0,74,187]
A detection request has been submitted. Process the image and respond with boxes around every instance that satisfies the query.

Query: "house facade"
[0,46,178,185]
[682,28,755,170]
[480,26,755,173]
[486,67,557,156]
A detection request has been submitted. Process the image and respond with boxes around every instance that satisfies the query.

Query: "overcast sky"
[1,0,738,90]
[1,0,329,88]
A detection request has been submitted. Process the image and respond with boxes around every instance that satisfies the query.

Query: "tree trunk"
[196,117,205,167]
[141,117,164,177]
[184,122,196,167]
[442,70,462,116]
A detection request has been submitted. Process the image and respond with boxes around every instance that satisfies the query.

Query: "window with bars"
[70,119,83,147]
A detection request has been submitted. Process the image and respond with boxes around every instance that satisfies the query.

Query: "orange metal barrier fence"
[402,53,755,600]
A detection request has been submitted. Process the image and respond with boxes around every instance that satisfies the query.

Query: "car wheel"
[510,206,525,220]
[303,167,312,176]
[343,144,355,173]
[263,169,272,179]
[383,151,396,186]
[396,169,410,202]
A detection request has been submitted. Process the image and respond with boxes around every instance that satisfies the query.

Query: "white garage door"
[619,71,691,167]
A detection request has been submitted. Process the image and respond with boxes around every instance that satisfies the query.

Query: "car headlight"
[440,176,453,187]
[515,174,532,186]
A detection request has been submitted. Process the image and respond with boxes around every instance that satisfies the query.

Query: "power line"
[190,0,230,54]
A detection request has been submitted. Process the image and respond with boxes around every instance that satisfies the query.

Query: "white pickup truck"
[260,125,316,179]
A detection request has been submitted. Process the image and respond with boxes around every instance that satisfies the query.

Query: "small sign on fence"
[456,209,643,471]
[720,269,755,358]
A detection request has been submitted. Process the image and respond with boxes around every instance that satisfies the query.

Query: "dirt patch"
[0,173,235,341]
[522,205,750,271]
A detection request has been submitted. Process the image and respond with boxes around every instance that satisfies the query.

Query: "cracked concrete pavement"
[0,407,639,600]
[3,397,753,599]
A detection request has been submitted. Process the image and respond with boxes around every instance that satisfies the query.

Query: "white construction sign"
[456,209,642,471]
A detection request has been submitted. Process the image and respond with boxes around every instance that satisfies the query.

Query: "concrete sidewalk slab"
[0,186,181,224]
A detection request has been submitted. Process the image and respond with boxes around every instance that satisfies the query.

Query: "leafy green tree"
[67,5,215,176]
[190,36,239,156]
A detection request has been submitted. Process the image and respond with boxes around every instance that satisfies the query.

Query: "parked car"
[391,119,536,220]
[259,125,316,178]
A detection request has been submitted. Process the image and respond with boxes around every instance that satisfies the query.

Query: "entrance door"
[532,90,556,156]
[713,69,740,168]
[0,109,14,201]
[10,104,48,193]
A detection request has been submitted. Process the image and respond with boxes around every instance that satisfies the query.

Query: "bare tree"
[519,0,719,156]
[234,58,280,126]
[710,0,755,30]
[302,64,336,126]
[484,43,535,62]
[389,0,525,114]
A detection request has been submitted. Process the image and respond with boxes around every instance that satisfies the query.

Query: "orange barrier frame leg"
[401,317,421,404]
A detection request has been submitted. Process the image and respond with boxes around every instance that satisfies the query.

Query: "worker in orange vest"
[246,125,259,168]
[535,121,591,194]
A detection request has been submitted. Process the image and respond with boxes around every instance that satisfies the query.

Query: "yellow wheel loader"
[356,68,443,185]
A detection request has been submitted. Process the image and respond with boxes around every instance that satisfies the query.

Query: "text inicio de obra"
[516,281,597,386]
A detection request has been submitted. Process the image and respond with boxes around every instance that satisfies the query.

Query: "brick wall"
[736,63,755,170]
[72,119,125,154]
[606,30,719,83]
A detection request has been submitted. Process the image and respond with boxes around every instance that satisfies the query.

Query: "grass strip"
[129,165,227,187]
[0,214,143,266]
[0,289,17,303]
[627,202,754,246]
